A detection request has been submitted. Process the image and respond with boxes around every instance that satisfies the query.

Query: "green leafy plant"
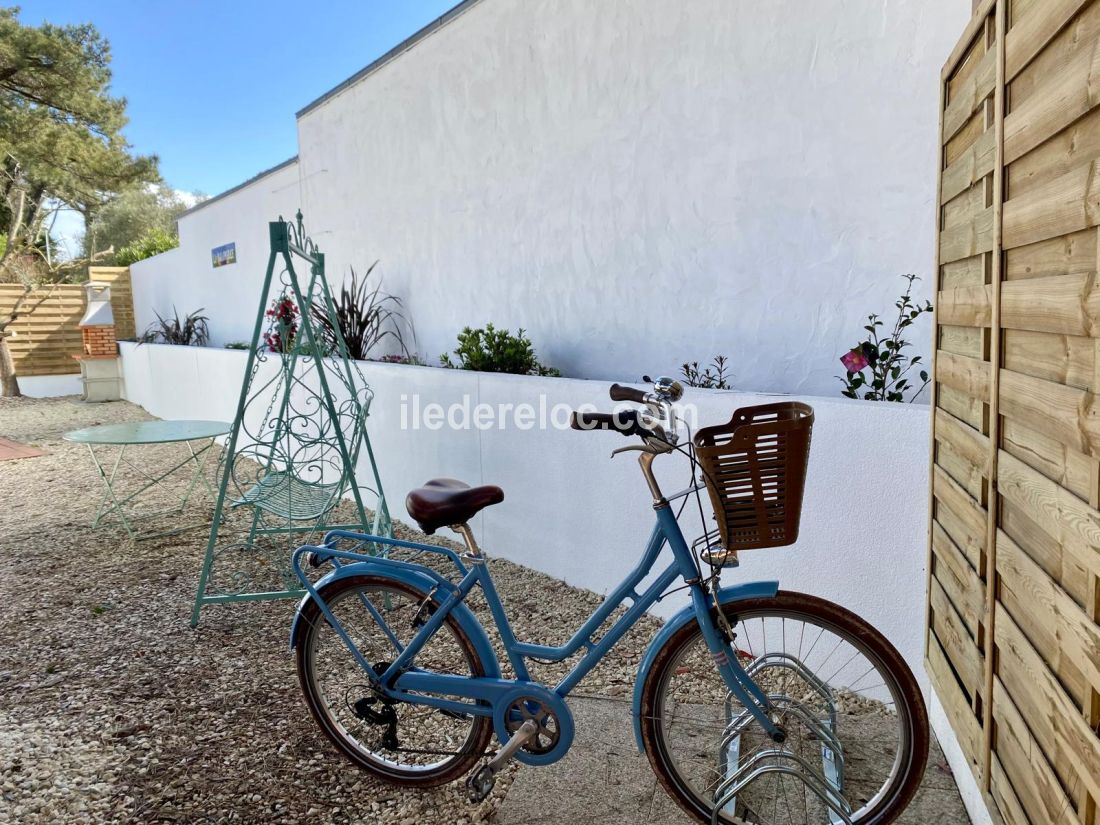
[681,355,732,389]
[310,263,410,361]
[440,324,559,376]
[140,307,210,346]
[115,226,179,266]
[838,274,932,402]
[224,341,249,350]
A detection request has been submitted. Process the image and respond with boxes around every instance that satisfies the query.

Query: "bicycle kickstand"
[466,719,539,802]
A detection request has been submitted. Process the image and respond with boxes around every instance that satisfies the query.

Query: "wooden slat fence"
[0,267,135,377]
[929,1,1100,823]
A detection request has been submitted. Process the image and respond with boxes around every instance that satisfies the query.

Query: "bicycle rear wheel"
[640,591,927,825]
[295,575,494,787]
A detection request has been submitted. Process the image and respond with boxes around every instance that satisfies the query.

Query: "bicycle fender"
[631,580,779,751]
[288,560,502,680]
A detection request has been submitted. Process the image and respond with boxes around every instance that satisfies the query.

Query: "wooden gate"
[929,1,1100,822]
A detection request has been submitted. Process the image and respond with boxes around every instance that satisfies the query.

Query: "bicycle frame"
[290,500,783,740]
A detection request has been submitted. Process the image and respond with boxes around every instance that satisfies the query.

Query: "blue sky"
[17,0,460,197]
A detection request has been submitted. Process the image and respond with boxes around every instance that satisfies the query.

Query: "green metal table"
[64,420,231,541]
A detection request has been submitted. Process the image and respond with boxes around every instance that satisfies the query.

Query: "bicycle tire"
[295,574,494,787]
[640,591,928,824]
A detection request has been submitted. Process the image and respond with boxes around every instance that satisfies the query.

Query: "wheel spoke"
[298,579,490,782]
[643,595,923,825]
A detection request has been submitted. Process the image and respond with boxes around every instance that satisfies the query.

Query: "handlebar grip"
[570,409,646,437]
[609,383,648,403]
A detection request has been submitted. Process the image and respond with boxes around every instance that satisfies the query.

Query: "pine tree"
[0,7,157,395]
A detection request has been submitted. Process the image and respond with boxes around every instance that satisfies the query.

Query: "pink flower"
[841,348,869,373]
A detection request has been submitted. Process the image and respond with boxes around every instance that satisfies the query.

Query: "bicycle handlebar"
[569,409,650,437]
[608,383,648,404]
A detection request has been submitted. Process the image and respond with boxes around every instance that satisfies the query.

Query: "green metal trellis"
[190,212,391,626]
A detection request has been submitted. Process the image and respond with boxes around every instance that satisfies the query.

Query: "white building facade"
[135,0,969,396]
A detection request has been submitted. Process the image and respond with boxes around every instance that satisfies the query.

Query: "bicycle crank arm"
[466,719,539,802]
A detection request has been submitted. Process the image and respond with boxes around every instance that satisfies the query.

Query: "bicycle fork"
[656,498,784,743]
[690,582,786,743]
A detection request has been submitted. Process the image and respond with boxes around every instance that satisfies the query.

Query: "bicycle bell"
[647,375,684,403]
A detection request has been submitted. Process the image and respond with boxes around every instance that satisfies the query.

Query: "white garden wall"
[294,0,968,394]
[18,374,82,398]
[130,0,969,396]
[119,342,931,682]
[130,159,302,346]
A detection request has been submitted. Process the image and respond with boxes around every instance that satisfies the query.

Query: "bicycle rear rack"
[712,652,853,825]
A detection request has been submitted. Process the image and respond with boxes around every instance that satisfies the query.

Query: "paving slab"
[493,696,972,825]
[0,436,46,461]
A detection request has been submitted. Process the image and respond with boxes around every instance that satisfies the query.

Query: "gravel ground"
[0,396,658,825]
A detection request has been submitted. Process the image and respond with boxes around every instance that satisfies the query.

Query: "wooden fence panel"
[0,284,86,376]
[0,267,134,377]
[930,1,1100,822]
[928,0,1000,794]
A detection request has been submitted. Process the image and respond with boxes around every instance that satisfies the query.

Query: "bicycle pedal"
[466,763,495,803]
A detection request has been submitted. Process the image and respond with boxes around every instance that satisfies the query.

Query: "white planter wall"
[120,342,931,681]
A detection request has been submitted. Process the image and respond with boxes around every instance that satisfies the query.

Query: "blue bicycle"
[290,377,928,824]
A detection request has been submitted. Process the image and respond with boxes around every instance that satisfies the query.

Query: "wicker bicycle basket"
[693,401,814,552]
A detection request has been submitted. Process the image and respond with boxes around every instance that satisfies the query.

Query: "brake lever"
[610,445,654,458]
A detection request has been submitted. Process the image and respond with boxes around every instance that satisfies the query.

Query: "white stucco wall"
[17,374,82,398]
[119,342,932,681]
[130,0,968,393]
[130,160,303,347]
[293,0,970,394]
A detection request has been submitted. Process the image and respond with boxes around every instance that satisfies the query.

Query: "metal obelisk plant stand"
[191,212,391,625]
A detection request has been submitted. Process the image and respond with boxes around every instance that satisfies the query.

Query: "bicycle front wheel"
[295,575,494,787]
[640,591,927,825]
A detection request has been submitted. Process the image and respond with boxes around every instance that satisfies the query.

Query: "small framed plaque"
[212,242,237,268]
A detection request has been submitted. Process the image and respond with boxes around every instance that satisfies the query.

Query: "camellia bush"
[838,274,932,402]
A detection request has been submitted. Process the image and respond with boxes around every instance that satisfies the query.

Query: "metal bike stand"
[713,652,852,825]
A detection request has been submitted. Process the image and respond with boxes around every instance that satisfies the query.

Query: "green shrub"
[115,227,178,266]
[440,324,559,376]
[680,355,732,389]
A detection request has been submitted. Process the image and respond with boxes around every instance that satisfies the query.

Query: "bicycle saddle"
[405,478,504,534]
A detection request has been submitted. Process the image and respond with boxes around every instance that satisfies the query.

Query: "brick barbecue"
[75,282,122,401]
